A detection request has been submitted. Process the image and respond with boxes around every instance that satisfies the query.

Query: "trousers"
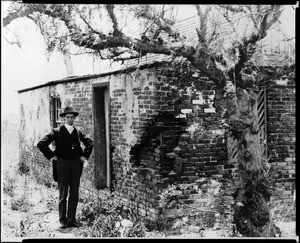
[57,157,82,224]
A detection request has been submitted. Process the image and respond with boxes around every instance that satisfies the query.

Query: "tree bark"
[215,85,280,237]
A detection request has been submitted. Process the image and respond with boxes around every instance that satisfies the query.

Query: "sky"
[1,4,296,117]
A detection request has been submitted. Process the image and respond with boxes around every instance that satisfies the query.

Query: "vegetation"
[2,162,296,239]
[75,196,146,237]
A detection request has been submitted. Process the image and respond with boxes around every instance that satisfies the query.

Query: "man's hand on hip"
[80,156,88,168]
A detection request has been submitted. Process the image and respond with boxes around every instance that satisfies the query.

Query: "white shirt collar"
[64,123,74,134]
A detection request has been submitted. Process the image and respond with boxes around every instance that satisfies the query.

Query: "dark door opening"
[93,84,110,189]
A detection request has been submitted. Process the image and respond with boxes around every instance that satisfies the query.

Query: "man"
[37,106,93,229]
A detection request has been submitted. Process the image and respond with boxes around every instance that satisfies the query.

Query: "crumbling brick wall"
[107,65,230,219]
[266,78,295,205]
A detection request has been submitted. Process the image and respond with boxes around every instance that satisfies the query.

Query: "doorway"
[93,83,110,189]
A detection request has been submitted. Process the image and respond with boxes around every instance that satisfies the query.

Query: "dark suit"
[37,125,93,225]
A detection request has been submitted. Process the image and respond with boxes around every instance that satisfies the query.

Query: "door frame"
[92,81,110,189]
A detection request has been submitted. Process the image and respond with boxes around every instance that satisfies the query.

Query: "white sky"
[1,4,296,117]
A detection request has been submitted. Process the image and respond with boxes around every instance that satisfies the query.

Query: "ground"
[1,115,297,240]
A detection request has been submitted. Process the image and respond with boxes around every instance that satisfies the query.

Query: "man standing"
[37,106,93,229]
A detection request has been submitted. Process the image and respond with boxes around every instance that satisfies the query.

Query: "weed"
[11,195,31,212]
[125,220,146,237]
[8,173,35,212]
[17,215,52,238]
[17,161,30,175]
[144,216,173,232]
[271,199,296,222]
[3,171,17,197]
[46,196,57,211]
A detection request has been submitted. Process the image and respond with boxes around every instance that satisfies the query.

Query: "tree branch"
[3,4,35,27]
[195,5,210,44]
[3,35,22,49]
[219,5,247,14]
[76,5,103,36]
[106,4,123,36]
[4,3,283,87]
[134,5,174,36]
[229,5,283,85]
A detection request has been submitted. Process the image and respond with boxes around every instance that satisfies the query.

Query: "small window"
[52,97,62,128]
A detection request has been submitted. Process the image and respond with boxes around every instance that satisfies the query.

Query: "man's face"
[63,114,75,126]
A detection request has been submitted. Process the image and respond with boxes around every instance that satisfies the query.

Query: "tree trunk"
[215,84,280,237]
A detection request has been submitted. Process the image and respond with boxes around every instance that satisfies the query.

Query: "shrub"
[75,194,146,237]
[85,214,121,237]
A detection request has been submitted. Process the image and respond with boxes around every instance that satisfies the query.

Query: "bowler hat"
[60,107,79,117]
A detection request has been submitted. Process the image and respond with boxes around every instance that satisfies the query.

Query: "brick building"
[18,59,295,220]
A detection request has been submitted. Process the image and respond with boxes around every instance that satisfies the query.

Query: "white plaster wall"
[110,70,156,147]
[19,87,51,145]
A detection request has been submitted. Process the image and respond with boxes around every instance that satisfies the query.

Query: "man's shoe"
[67,221,82,228]
[59,223,68,229]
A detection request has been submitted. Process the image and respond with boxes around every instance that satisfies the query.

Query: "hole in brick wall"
[130,111,187,171]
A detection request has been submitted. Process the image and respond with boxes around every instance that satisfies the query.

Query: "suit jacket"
[37,125,93,161]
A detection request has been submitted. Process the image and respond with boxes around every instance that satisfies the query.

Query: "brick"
[183,166,195,171]
[188,176,199,181]
[195,162,206,167]
[183,171,194,176]
[190,157,199,162]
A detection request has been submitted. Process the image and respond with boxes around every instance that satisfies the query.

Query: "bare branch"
[219,5,247,14]
[160,5,165,18]
[3,35,22,49]
[76,5,103,36]
[266,5,284,29]
[219,7,242,44]
[195,5,210,44]
[245,6,259,30]
[106,4,122,36]
[4,3,284,88]
[134,5,174,36]
[3,4,35,27]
